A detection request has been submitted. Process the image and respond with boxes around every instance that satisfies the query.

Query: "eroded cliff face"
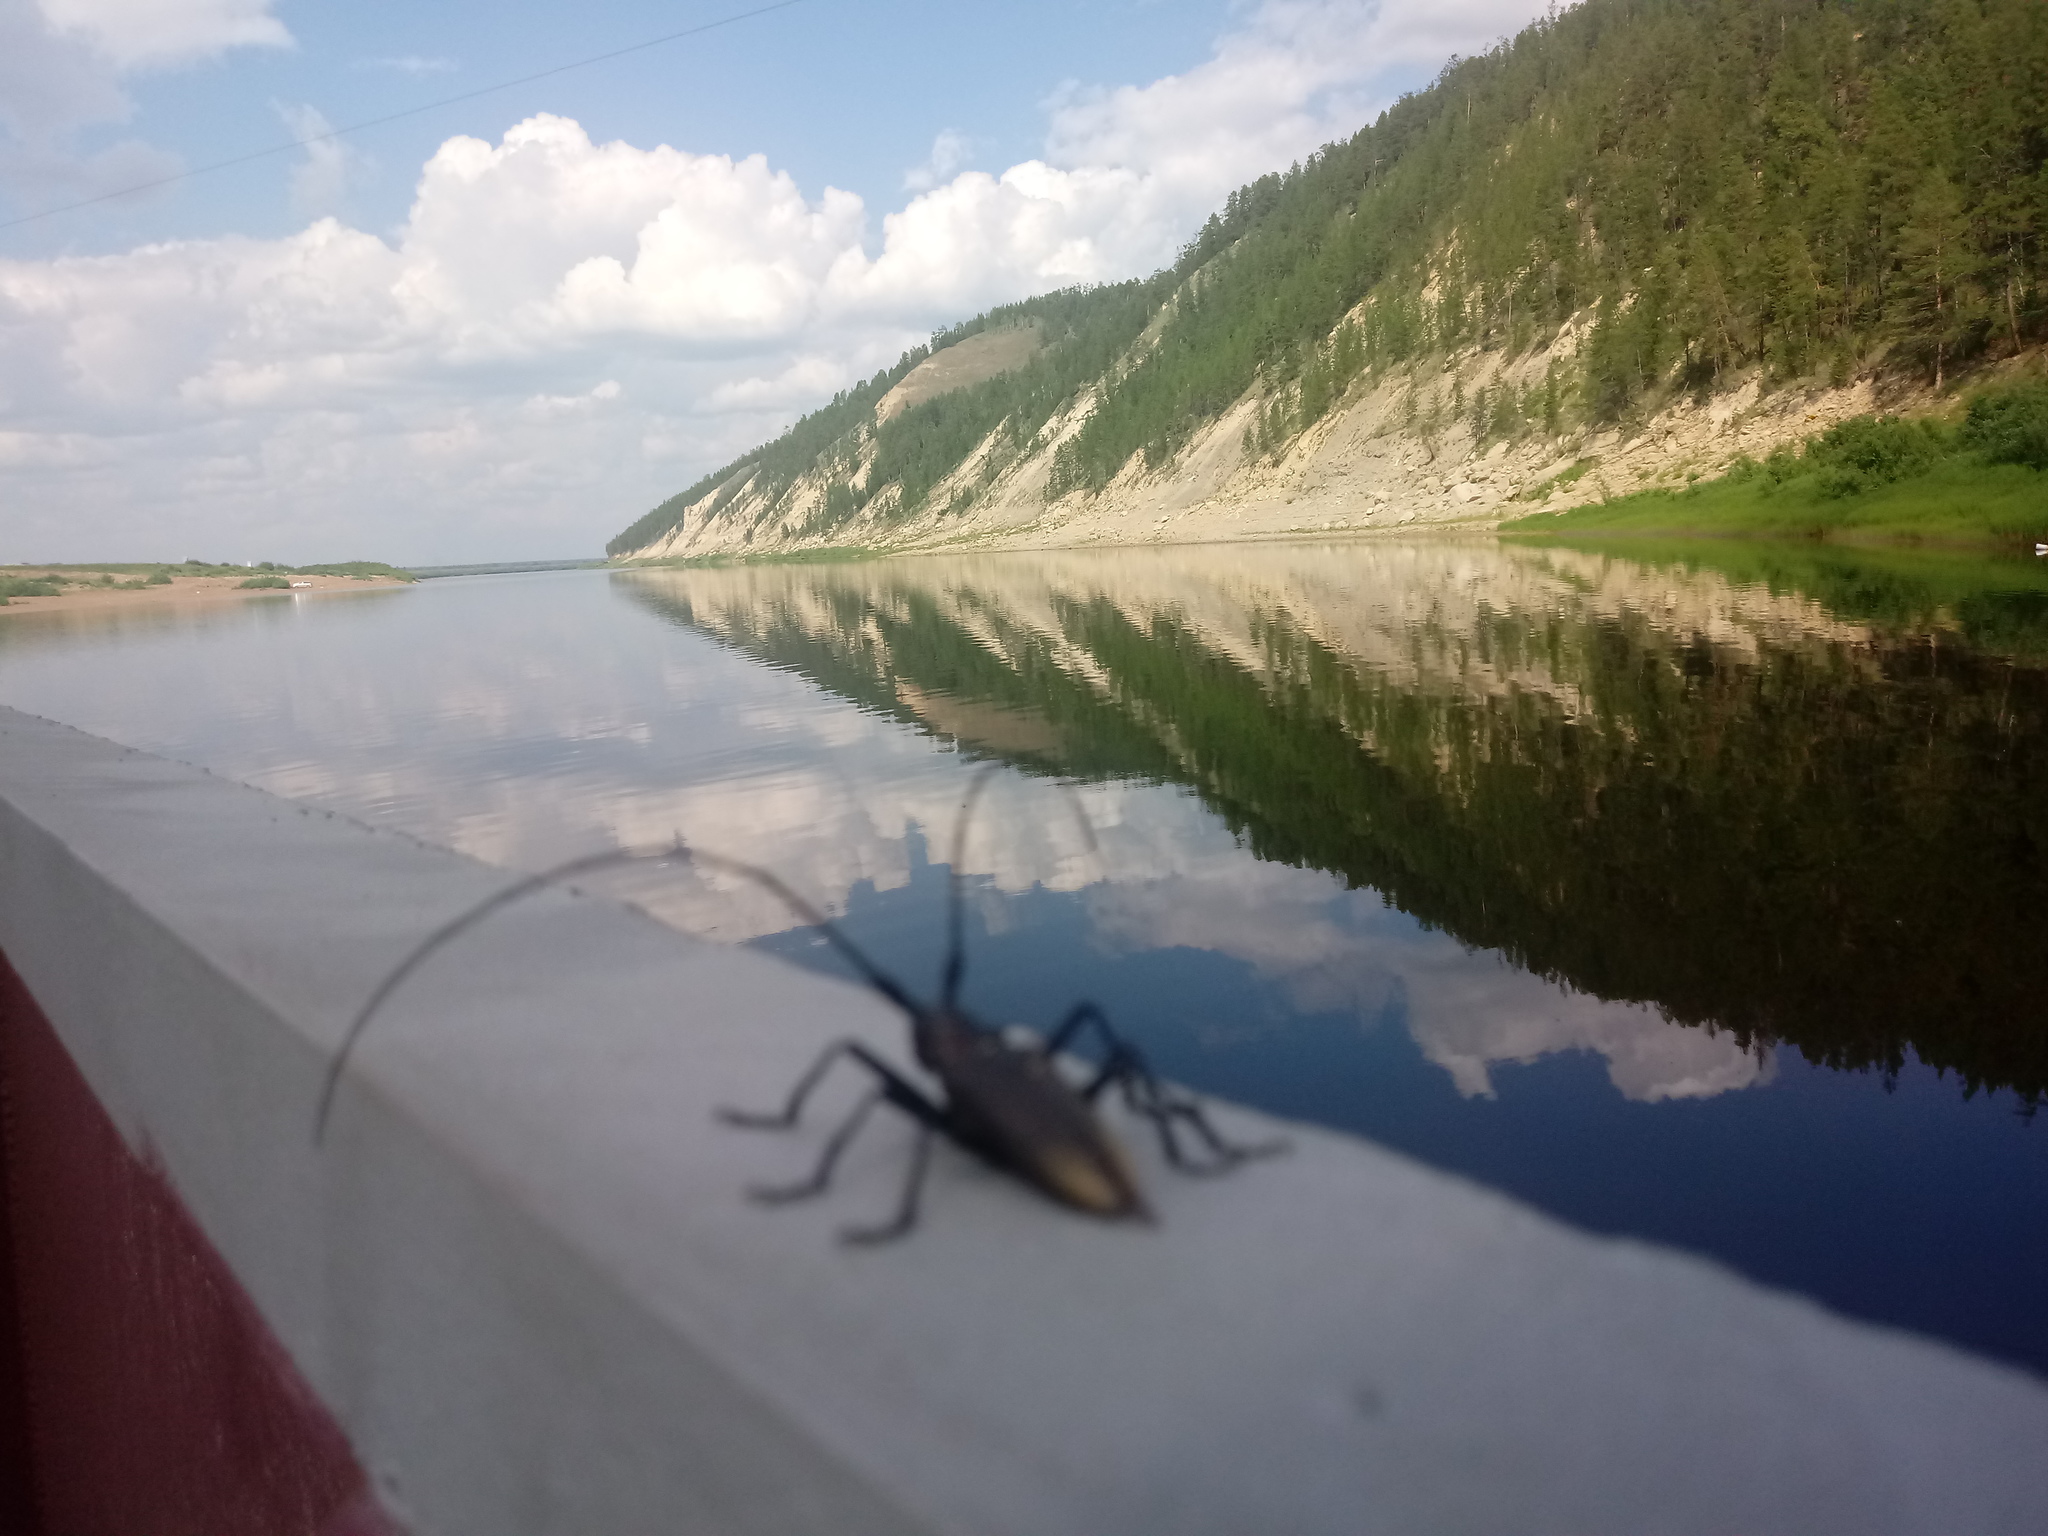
[624,326,1931,562]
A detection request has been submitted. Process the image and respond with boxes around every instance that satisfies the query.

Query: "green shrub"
[237,574,291,589]
[1802,416,1950,498]
[1758,444,1802,488]
[0,577,60,599]
[292,561,417,581]
[146,569,172,584]
[1960,382,2048,471]
[1734,417,1950,499]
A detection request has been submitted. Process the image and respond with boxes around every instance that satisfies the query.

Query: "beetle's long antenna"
[1051,777,1103,869]
[942,765,1006,1009]
[315,838,920,1145]
[680,849,920,1017]
[940,768,1103,1011]
[315,841,686,1143]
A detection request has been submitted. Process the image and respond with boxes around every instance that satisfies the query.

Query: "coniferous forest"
[611,0,2048,556]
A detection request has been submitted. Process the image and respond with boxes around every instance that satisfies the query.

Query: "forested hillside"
[612,0,2047,558]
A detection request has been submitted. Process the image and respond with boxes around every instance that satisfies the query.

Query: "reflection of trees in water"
[1234,607,2046,1107]
[622,562,2048,1107]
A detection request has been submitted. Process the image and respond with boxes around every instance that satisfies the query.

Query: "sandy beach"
[0,571,412,618]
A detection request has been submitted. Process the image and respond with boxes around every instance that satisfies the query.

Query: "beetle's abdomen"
[937,1032,1148,1219]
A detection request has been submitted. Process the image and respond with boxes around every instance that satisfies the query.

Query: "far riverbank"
[0,566,411,619]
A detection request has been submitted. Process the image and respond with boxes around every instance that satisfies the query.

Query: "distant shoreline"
[409,559,607,579]
[0,570,410,618]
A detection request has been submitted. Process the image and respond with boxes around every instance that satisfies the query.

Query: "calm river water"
[3,538,2043,1375]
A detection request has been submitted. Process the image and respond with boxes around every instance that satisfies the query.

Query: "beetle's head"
[910,1004,983,1070]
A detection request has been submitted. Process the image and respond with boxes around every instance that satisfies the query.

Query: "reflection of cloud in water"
[1088,857,1771,1104]
[0,561,1774,1107]
[1398,954,1774,1102]
[1089,859,1404,1023]
[579,765,1127,948]
[315,666,1765,1108]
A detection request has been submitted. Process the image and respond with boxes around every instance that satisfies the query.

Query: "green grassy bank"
[1502,382,2048,549]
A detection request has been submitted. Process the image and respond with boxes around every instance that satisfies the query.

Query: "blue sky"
[9,2,1255,253]
[1,0,1551,563]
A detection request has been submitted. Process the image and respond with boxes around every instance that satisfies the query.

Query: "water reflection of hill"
[619,542,2048,1106]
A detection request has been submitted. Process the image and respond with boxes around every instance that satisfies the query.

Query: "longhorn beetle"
[315,768,1282,1243]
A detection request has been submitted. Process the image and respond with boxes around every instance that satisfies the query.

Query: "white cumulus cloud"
[903,128,973,193]
[36,0,290,71]
[0,0,1557,563]
[275,102,367,218]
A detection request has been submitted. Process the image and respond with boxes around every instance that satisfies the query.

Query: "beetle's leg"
[1047,1003,1287,1171]
[718,1038,875,1128]
[1134,1083,1286,1173]
[1126,1066,1290,1170]
[1044,1000,1114,1059]
[1048,1004,1159,1106]
[1113,1069,1205,1168]
[1046,1003,1162,1107]
[840,1126,934,1246]
[730,1041,960,1238]
[1152,1089,1289,1171]
[1078,1043,1145,1104]
[747,1090,883,1204]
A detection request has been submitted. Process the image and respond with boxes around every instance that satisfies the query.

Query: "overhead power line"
[1,0,812,232]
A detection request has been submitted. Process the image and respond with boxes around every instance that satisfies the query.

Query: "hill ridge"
[610,0,2048,560]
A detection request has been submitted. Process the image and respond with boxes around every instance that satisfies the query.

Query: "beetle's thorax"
[909,1003,1149,1219]
[911,1006,985,1074]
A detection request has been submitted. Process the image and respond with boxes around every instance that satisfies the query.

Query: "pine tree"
[1894,170,1985,388]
